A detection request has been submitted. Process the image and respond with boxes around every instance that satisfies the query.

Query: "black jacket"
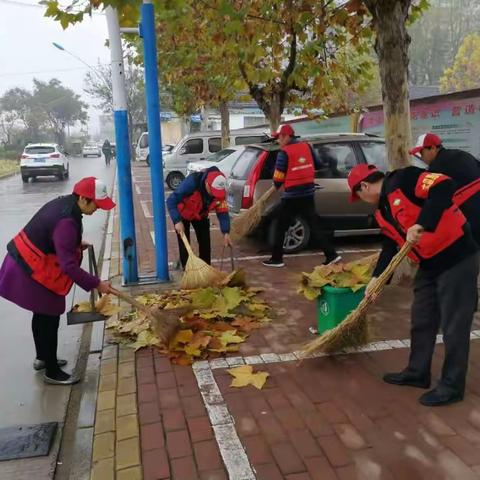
[428,147,480,242]
[373,167,478,277]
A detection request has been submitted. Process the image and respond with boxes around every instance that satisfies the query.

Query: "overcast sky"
[0,0,111,134]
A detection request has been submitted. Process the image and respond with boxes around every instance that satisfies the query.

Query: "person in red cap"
[262,124,339,267]
[410,132,480,243]
[0,177,115,385]
[167,166,232,269]
[348,163,479,406]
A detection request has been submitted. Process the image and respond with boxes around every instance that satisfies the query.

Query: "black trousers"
[408,253,479,395]
[177,218,211,269]
[272,196,337,262]
[31,313,61,375]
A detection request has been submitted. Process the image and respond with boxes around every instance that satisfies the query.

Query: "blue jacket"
[273,139,321,198]
[166,167,230,234]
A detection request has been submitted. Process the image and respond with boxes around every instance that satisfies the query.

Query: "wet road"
[0,156,115,429]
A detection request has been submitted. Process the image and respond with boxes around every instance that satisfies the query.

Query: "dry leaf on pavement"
[228,365,269,390]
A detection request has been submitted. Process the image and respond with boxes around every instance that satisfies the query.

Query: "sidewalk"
[90,163,480,480]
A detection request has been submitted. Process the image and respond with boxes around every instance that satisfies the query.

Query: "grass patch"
[0,160,19,178]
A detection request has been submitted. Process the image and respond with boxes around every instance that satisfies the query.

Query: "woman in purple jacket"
[0,177,114,385]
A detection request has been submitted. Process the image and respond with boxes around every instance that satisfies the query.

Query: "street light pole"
[105,6,139,284]
[140,0,169,282]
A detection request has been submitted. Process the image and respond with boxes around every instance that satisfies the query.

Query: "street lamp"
[52,42,108,85]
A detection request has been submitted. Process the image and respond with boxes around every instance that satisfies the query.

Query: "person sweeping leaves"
[348,164,479,406]
[262,124,340,268]
[0,177,115,385]
[167,166,232,269]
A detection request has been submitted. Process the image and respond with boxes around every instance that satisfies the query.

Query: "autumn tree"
[44,0,375,135]
[356,0,428,168]
[439,34,480,93]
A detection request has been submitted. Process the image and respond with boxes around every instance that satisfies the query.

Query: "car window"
[206,149,235,162]
[360,142,387,171]
[183,138,203,154]
[25,146,55,154]
[139,134,148,149]
[260,151,279,179]
[313,143,357,179]
[230,148,263,180]
[208,137,222,153]
[234,135,268,146]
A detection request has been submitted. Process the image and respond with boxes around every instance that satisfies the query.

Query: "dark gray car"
[226,133,387,253]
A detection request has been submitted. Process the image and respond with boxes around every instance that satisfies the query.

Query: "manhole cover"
[0,422,57,461]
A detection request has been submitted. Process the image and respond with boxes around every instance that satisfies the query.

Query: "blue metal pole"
[141,1,169,282]
[106,7,138,284]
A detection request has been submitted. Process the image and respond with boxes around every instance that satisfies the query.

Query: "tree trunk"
[219,101,230,148]
[365,0,412,169]
[268,94,282,134]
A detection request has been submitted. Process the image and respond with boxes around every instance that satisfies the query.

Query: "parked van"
[136,129,269,189]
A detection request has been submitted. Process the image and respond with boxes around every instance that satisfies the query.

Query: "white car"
[186,146,245,177]
[82,143,102,157]
[20,143,69,183]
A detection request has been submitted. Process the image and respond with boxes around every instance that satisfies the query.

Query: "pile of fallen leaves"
[298,253,379,301]
[106,278,273,365]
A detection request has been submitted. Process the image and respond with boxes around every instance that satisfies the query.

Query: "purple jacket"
[0,217,99,316]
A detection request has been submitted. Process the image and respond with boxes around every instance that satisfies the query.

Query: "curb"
[0,170,19,181]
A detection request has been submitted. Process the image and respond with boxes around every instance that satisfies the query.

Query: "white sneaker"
[323,255,342,265]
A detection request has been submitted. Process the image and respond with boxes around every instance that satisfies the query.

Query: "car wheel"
[21,174,29,183]
[166,172,185,190]
[64,168,69,180]
[268,216,311,254]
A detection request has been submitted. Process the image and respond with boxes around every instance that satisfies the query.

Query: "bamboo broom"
[110,287,190,345]
[180,232,226,289]
[300,242,413,356]
[230,186,276,241]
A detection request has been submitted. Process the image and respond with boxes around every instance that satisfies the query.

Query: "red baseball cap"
[205,171,227,200]
[409,132,442,155]
[272,124,295,138]
[347,164,380,202]
[73,177,116,210]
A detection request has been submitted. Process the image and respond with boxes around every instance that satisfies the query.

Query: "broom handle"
[180,232,195,256]
[110,287,151,313]
[351,241,413,319]
[369,241,413,296]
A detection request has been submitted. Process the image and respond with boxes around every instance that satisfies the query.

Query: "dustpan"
[67,245,109,325]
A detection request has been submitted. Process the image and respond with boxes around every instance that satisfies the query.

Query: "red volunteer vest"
[282,143,315,189]
[375,172,466,263]
[453,178,480,206]
[177,191,228,221]
[12,230,80,295]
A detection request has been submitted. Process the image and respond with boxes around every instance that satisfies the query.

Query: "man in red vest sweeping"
[0,177,114,385]
[410,132,480,244]
[167,166,232,269]
[348,164,479,406]
[262,124,340,268]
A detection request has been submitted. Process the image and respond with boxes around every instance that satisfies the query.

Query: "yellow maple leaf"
[219,330,245,345]
[227,365,269,390]
[132,330,160,351]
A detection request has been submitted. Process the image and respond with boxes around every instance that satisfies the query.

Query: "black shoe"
[383,370,431,389]
[43,369,81,386]
[33,358,68,371]
[419,387,463,407]
[323,255,342,266]
[262,258,285,268]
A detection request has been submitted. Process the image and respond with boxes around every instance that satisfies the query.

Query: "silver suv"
[227,133,386,253]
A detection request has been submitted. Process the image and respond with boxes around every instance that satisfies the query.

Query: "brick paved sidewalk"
[89,165,480,480]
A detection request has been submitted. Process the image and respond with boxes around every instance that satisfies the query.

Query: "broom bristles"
[180,232,226,289]
[230,186,276,241]
[300,242,413,357]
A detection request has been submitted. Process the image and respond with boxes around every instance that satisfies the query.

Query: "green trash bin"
[316,285,366,335]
